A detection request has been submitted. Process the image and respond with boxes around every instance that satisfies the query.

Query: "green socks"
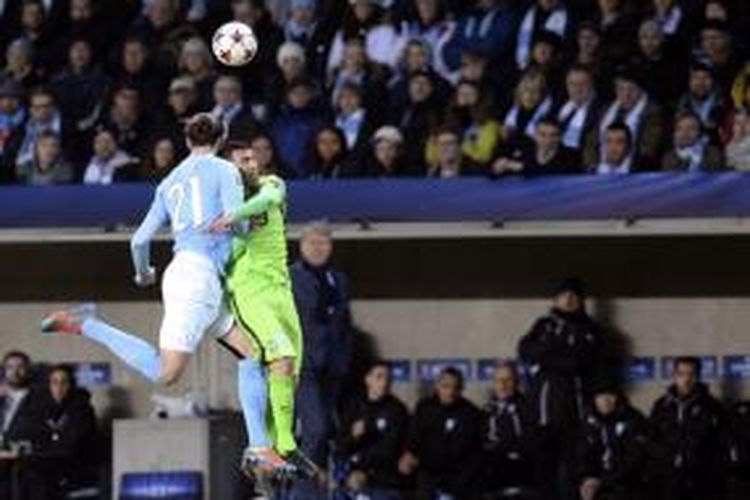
[268,373,297,455]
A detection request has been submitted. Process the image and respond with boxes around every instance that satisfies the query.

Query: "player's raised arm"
[231,178,285,222]
[130,192,168,286]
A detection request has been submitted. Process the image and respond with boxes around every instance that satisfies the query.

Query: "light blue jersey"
[131,153,244,276]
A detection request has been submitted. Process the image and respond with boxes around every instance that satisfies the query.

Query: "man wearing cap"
[518,277,605,499]
[595,67,665,168]
[577,381,649,500]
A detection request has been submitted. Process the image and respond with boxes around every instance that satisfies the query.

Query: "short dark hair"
[674,356,702,376]
[438,366,464,390]
[366,361,390,376]
[537,117,561,130]
[48,363,77,385]
[3,350,31,366]
[185,113,224,147]
[605,122,633,147]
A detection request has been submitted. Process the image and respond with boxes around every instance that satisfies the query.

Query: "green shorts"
[228,286,303,371]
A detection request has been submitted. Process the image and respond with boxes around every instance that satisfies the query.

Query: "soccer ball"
[212,21,258,67]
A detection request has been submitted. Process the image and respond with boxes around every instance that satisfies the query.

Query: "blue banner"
[724,356,750,379]
[387,360,412,383]
[74,362,112,387]
[476,358,501,381]
[661,356,718,380]
[417,359,472,383]
[626,357,656,382]
[3,173,750,227]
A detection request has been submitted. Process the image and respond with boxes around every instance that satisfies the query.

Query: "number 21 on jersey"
[167,177,204,232]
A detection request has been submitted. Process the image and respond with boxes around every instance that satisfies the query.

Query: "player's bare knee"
[269,357,295,377]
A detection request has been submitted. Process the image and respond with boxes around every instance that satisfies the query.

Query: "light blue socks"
[238,358,271,448]
[82,318,162,382]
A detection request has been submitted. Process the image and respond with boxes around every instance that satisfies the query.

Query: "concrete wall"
[2,297,749,418]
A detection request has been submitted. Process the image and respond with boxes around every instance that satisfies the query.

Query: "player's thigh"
[160,256,223,353]
[230,292,295,365]
[274,292,304,373]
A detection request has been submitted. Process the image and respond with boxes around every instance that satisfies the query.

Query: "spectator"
[695,20,740,91]
[112,36,166,113]
[493,118,580,176]
[0,79,26,179]
[730,63,750,108]
[554,65,599,154]
[249,132,286,176]
[440,79,501,167]
[399,367,482,500]
[527,30,565,94]
[649,356,725,500]
[577,382,649,500]
[327,0,404,72]
[292,221,353,468]
[438,0,517,74]
[229,0,284,98]
[12,0,55,72]
[636,20,685,108]
[129,0,191,75]
[83,126,138,184]
[592,0,639,71]
[726,107,750,170]
[265,41,309,119]
[676,63,726,142]
[16,130,73,185]
[40,365,99,498]
[662,111,724,171]
[155,76,198,156]
[346,125,411,177]
[725,401,750,500]
[2,37,46,89]
[517,277,604,500]
[334,82,373,152]
[336,362,409,499]
[210,74,260,142]
[595,67,665,168]
[60,0,110,58]
[592,122,642,174]
[271,77,324,178]
[515,0,571,71]
[282,0,329,78]
[140,136,179,182]
[12,87,64,171]
[0,351,47,500]
[51,38,111,164]
[310,125,349,178]
[481,362,541,498]
[388,39,451,112]
[177,37,216,112]
[428,126,482,178]
[573,22,604,74]
[100,86,149,158]
[387,68,443,170]
[500,69,553,150]
[648,0,690,51]
[328,35,387,117]
[399,0,450,57]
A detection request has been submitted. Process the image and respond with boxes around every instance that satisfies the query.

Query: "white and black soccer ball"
[212,21,258,67]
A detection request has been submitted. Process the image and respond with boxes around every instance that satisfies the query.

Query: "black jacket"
[725,401,750,479]
[649,384,724,495]
[578,402,649,500]
[291,260,352,376]
[482,393,540,491]
[337,393,409,488]
[406,395,482,496]
[518,308,604,431]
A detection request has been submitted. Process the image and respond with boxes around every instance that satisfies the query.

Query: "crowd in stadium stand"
[0,0,749,184]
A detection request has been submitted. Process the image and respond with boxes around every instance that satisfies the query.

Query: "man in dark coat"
[292,222,352,469]
[517,277,605,500]
[481,361,541,499]
[336,362,409,498]
[649,356,725,500]
[399,367,482,500]
[577,381,649,500]
[0,351,48,500]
